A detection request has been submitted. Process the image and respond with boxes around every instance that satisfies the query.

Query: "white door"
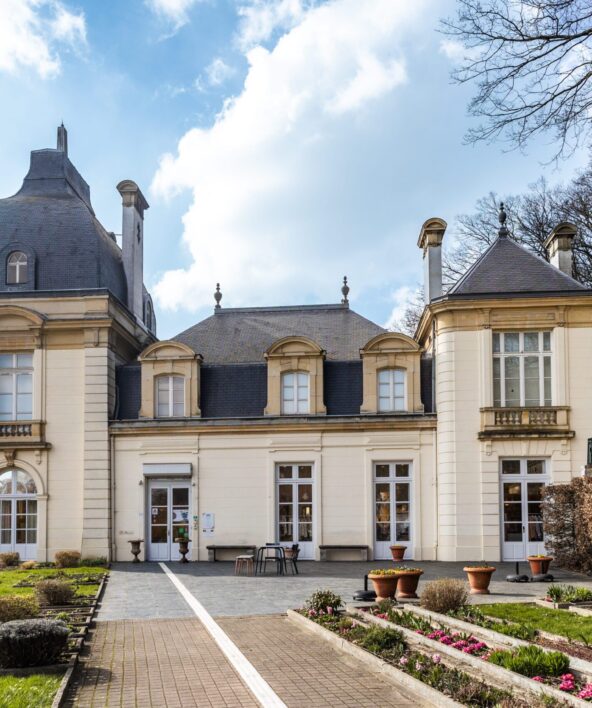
[0,469,37,561]
[276,464,314,560]
[374,462,413,560]
[148,482,191,561]
[501,459,548,561]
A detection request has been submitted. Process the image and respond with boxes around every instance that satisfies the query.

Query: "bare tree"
[442,0,592,157]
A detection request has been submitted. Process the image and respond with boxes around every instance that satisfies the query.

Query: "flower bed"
[365,602,592,702]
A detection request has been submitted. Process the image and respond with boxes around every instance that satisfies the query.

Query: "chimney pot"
[417,217,447,303]
[544,222,577,278]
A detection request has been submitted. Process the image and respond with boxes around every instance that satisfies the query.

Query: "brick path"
[64,614,417,707]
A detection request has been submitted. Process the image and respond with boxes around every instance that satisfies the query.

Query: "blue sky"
[0,0,587,339]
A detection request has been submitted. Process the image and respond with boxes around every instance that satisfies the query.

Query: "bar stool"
[234,554,254,576]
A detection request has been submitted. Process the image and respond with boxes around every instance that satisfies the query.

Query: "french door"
[148,481,191,561]
[0,469,37,561]
[501,459,548,561]
[374,462,413,560]
[276,464,314,560]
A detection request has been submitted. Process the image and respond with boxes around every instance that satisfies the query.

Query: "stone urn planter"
[463,565,496,595]
[368,570,400,602]
[527,555,553,575]
[394,568,423,599]
[128,539,143,563]
[175,538,190,563]
[389,545,406,562]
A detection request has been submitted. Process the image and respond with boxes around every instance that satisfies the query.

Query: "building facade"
[1,129,590,564]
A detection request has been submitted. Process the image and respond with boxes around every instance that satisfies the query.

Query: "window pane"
[283,400,295,414]
[492,333,500,353]
[395,483,409,502]
[543,332,551,351]
[503,482,522,501]
[376,503,390,522]
[172,377,184,390]
[504,333,519,352]
[17,394,32,416]
[544,356,552,405]
[0,375,12,394]
[378,370,389,384]
[378,396,390,412]
[493,358,501,407]
[0,355,13,368]
[298,465,312,478]
[298,485,312,503]
[524,357,540,406]
[16,373,31,394]
[376,522,390,541]
[524,332,540,352]
[376,483,390,502]
[527,460,545,475]
[278,485,292,502]
[16,354,32,368]
[0,394,12,415]
[504,357,520,406]
[395,464,409,478]
[278,466,292,479]
[283,373,294,387]
[172,402,184,416]
[502,460,520,474]
[375,464,390,478]
[297,373,308,386]
[394,369,405,383]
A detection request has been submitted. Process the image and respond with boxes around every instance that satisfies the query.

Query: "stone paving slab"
[219,614,417,707]
[98,561,592,620]
[62,618,258,708]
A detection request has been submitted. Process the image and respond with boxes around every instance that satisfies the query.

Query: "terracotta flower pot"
[395,570,423,599]
[368,573,399,602]
[527,556,552,575]
[463,566,496,595]
[389,545,406,562]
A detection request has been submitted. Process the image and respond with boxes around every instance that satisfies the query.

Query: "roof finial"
[57,123,68,156]
[214,283,222,310]
[498,201,509,238]
[341,275,350,305]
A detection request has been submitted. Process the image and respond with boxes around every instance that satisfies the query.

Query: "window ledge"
[479,406,573,439]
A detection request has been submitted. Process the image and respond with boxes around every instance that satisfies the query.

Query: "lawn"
[480,602,592,643]
[0,566,106,598]
[0,673,65,708]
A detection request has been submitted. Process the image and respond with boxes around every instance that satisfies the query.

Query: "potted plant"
[463,563,496,595]
[389,545,406,562]
[128,539,143,563]
[175,529,190,563]
[527,554,553,575]
[368,569,400,601]
[393,566,423,599]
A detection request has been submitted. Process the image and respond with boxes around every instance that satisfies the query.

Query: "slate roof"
[448,235,589,297]
[0,143,127,302]
[174,304,385,364]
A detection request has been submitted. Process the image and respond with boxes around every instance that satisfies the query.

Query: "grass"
[0,672,65,708]
[480,602,592,643]
[0,566,105,598]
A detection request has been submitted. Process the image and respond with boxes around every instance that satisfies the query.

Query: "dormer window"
[156,375,184,417]
[281,372,310,414]
[378,368,406,412]
[6,252,28,285]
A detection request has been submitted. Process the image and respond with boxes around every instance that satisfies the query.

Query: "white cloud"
[151,0,428,313]
[439,39,481,65]
[237,0,313,49]
[383,286,420,331]
[146,0,201,29]
[0,0,86,79]
[195,57,236,91]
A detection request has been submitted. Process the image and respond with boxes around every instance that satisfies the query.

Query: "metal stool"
[234,554,254,576]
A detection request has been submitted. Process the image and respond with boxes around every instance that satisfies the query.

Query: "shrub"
[547,584,592,603]
[81,556,108,567]
[0,552,20,567]
[0,596,40,623]
[303,589,342,614]
[420,579,468,614]
[35,579,75,606]
[353,625,406,656]
[488,644,570,678]
[20,560,37,570]
[0,619,69,668]
[54,551,81,568]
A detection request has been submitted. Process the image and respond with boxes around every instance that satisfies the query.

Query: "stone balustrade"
[0,421,46,446]
[479,406,572,439]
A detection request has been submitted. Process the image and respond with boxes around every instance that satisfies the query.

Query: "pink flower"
[439,636,453,645]
[327,607,334,615]
[399,657,409,666]
[416,630,425,635]
[561,674,575,681]
[559,681,575,692]
[532,676,544,683]
[578,684,592,700]
[432,654,441,664]
[415,662,424,672]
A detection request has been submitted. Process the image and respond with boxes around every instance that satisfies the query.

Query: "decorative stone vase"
[176,538,190,563]
[395,569,423,599]
[128,539,143,563]
[527,556,553,575]
[463,566,496,595]
[368,573,399,602]
[389,545,406,562]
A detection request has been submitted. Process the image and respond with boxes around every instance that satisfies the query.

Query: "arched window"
[378,369,406,412]
[145,299,153,329]
[6,252,28,285]
[156,375,185,417]
[0,468,37,559]
[281,372,309,414]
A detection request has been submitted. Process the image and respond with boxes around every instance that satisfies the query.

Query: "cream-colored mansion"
[1,128,590,564]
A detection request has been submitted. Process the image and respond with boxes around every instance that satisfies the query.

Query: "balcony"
[479,407,573,439]
[0,421,48,448]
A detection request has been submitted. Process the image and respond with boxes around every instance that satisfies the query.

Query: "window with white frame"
[0,353,33,421]
[6,252,28,285]
[493,332,551,407]
[155,376,184,417]
[378,368,406,412]
[281,372,309,414]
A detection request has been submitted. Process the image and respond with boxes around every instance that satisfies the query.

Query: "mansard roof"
[448,235,589,298]
[0,134,127,302]
[173,304,385,364]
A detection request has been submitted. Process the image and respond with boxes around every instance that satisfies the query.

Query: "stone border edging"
[286,609,460,708]
[401,603,592,679]
[350,606,588,707]
[51,573,109,708]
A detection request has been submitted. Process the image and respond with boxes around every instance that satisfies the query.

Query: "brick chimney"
[544,222,577,278]
[417,217,447,303]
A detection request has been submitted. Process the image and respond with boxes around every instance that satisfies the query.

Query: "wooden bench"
[206,544,257,562]
[319,545,369,562]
